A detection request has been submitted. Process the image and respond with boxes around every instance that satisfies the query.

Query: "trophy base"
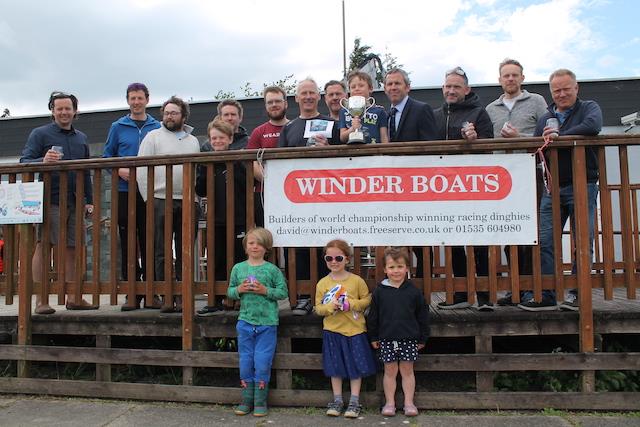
[348,131,365,144]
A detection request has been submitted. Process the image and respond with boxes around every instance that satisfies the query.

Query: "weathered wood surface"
[0,378,639,410]
[1,345,639,371]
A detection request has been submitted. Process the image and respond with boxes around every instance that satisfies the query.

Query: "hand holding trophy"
[340,95,375,144]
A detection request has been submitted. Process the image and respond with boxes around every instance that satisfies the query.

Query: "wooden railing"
[0,134,639,409]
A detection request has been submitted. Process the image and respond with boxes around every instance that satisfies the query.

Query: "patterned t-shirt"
[339,105,388,144]
[227,260,288,326]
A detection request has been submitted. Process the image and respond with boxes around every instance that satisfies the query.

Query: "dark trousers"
[153,199,198,282]
[212,224,246,281]
[118,190,147,281]
[452,245,490,304]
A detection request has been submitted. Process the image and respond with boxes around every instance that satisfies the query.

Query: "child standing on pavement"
[314,239,377,419]
[227,227,288,417]
[367,247,430,417]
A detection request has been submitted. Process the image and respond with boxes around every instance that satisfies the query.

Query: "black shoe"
[497,293,515,306]
[291,298,312,316]
[476,302,495,312]
[517,297,557,312]
[437,299,471,310]
[559,292,579,311]
[196,304,224,317]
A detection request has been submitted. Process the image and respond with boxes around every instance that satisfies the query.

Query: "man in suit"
[384,67,437,142]
[384,68,438,279]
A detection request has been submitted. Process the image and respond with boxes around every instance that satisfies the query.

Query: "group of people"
[16,58,603,417]
[224,226,429,418]
[19,59,602,318]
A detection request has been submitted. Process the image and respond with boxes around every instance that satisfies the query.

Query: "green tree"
[1,108,9,118]
[347,37,402,87]
[214,74,298,100]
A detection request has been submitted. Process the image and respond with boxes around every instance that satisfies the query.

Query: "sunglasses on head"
[324,255,345,263]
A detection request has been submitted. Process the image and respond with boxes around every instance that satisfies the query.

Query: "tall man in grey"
[137,96,201,313]
[486,59,548,306]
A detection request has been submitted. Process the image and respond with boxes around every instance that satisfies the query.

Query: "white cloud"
[0,0,634,117]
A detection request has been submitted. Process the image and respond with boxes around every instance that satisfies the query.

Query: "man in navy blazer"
[384,68,438,142]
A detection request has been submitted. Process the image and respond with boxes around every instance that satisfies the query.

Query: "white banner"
[264,154,537,247]
[0,182,44,224]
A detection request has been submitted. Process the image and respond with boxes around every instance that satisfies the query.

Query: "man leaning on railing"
[19,91,96,314]
[517,68,603,312]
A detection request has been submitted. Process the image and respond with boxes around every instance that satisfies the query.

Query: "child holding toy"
[314,239,376,418]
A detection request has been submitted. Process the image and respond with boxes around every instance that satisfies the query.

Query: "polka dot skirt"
[378,339,419,363]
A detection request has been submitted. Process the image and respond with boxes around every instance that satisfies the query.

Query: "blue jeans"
[236,320,277,383]
[524,183,598,302]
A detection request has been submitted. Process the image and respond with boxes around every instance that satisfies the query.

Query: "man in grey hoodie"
[137,96,201,313]
[486,59,548,306]
[486,58,548,138]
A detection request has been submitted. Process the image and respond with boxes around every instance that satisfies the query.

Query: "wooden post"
[475,335,493,392]
[276,336,292,389]
[110,169,119,305]
[182,162,195,386]
[17,223,34,378]
[95,335,111,382]
[127,167,137,305]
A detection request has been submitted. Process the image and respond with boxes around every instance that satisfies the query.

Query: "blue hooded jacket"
[103,114,160,192]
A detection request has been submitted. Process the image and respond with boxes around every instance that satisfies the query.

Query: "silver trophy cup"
[340,96,375,144]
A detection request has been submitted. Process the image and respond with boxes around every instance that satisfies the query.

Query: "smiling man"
[278,78,340,148]
[216,99,249,150]
[20,91,95,314]
[323,80,347,121]
[486,59,548,138]
[384,67,437,142]
[518,69,602,312]
[136,96,201,313]
[103,83,160,311]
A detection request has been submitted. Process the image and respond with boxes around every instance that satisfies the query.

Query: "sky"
[1,0,638,117]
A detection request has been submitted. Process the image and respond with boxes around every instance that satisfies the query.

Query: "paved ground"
[1,395,639,426]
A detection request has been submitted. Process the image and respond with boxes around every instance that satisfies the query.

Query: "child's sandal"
[381,404,396,417]
[403,404,418,417]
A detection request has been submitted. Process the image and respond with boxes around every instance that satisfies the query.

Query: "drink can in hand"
[546,118,560,138]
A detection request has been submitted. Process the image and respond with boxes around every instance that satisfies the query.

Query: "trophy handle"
[364,97,376,114]
[339,97,350,111]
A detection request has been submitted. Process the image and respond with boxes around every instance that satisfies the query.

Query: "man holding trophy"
[339,71,389,144]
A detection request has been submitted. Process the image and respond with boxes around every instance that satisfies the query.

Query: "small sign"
[0,182,44,224]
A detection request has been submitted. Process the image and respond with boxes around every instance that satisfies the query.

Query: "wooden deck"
[2,289,639,338]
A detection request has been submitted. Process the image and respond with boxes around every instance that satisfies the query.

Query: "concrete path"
[1,395,639,426]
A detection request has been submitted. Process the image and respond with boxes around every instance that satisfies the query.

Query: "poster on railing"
[264,154,537,247]
[0,182,44,224]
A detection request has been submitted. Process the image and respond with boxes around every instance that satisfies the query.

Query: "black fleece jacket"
[367,279,430,344]
[433,92,494,141]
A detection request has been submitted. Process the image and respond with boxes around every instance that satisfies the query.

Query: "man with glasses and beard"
[136,96,201,313]
[247,86,290,226]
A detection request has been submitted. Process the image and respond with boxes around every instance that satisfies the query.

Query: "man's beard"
[164,119,183,131]
[268,109,287,121]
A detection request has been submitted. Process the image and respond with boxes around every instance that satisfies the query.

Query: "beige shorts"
[36,204,78,247]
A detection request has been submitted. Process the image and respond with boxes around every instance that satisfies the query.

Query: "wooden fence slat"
[110,169,119,305]
[598,147,615,300]
[618,146,637,299]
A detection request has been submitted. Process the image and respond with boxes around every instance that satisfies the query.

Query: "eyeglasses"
[324,255,345,263]
[163,111,181,117]
[446,67,467,77]
[50,91,71,98]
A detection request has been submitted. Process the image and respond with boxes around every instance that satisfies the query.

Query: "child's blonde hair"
[324,239,352,258]
[242,227,273,253]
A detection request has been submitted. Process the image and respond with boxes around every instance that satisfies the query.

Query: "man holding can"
[433,67,494,311]
[486,59,548,306]
[20,91,95,314]
[517,69,602,312]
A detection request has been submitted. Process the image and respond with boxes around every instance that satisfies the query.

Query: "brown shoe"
[66,300,99,310]
[35,304,56,315]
